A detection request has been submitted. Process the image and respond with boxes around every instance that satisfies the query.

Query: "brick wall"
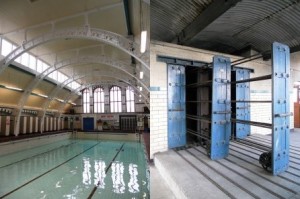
[150,88,168,158]
[149,43,168,159]
[250,91,272,135]
[250,91,294,135]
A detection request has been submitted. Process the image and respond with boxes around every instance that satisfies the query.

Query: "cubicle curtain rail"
[231,74,272,84]
[186,114,211,123]
[157,55,256,73]
[186,100,212,103]
[187,128,210,140]
[187,74,272,87]
[231,118,272,129]
[187,100,272,103]
[186,81,212,88]
[231,100,272,103]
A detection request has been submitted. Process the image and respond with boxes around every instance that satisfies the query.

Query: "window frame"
[93,87,105,113]
[82,88,90,113]
[110,86,122,113]
[126,86,135,112]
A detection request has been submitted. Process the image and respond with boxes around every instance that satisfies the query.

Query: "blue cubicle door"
[272,42,290,175]
[235,69,250,139]
[83,117,94,131]
[211,56,231,160]
[168,64,186,148]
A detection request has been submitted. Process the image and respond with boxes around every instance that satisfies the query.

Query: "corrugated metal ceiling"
[150,0,213,42]
[151,0,300,54]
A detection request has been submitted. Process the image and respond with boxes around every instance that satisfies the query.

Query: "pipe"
[231,100,272,103]
[186,81,212,87]
[186,114,211,123]
[231,118,272,129]
[231,75,271,84]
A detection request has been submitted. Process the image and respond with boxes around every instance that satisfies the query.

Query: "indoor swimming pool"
[0,139,149,198]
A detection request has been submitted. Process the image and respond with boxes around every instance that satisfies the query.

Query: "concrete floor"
[290,129,300,144]
[152,131,300,199]
[150,163,176,199]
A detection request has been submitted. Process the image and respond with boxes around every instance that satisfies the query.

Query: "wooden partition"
[294,103,300,128]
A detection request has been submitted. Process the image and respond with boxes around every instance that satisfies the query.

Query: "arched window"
[110,86,122,113]
[83,88,90,113]
[126,86,135,112]
[94,87,104,113]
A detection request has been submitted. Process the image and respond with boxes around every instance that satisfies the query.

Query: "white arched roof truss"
[0,27,150,76]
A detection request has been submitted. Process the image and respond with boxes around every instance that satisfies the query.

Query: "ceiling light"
[139,87,143,91]
[56,98,64,103]
[139,71,144,79]
[36,93,48,98]
[5,86,23,91]
[139,94,142,98]
[140,31,147,53]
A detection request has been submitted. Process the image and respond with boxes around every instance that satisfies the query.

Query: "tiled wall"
[250,91,294,135]
[250,91,272,135]
[150,88,168,158]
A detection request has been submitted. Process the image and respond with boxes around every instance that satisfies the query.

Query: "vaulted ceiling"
[0,0,150,104]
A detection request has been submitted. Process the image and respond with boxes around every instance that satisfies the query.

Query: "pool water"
[0,139,149,199]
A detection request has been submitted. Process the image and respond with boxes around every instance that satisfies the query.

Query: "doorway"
[83,117,94,131]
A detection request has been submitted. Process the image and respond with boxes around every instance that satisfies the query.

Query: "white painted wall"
[35,117,38,132]
[5,116,10,136]
[29,117,33,133]
[54,118,57,131]
[50,117,53,131]
[22,117,27,134]
[61,118,64,130]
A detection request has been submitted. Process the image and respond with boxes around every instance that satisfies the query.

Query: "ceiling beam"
[123,0,133,36]
[260,44,300,60]
[291,45,300,54]
[123,0,136,65]
[175,0,241,45]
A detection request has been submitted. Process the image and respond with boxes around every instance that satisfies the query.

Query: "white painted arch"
[0,27,150,75]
